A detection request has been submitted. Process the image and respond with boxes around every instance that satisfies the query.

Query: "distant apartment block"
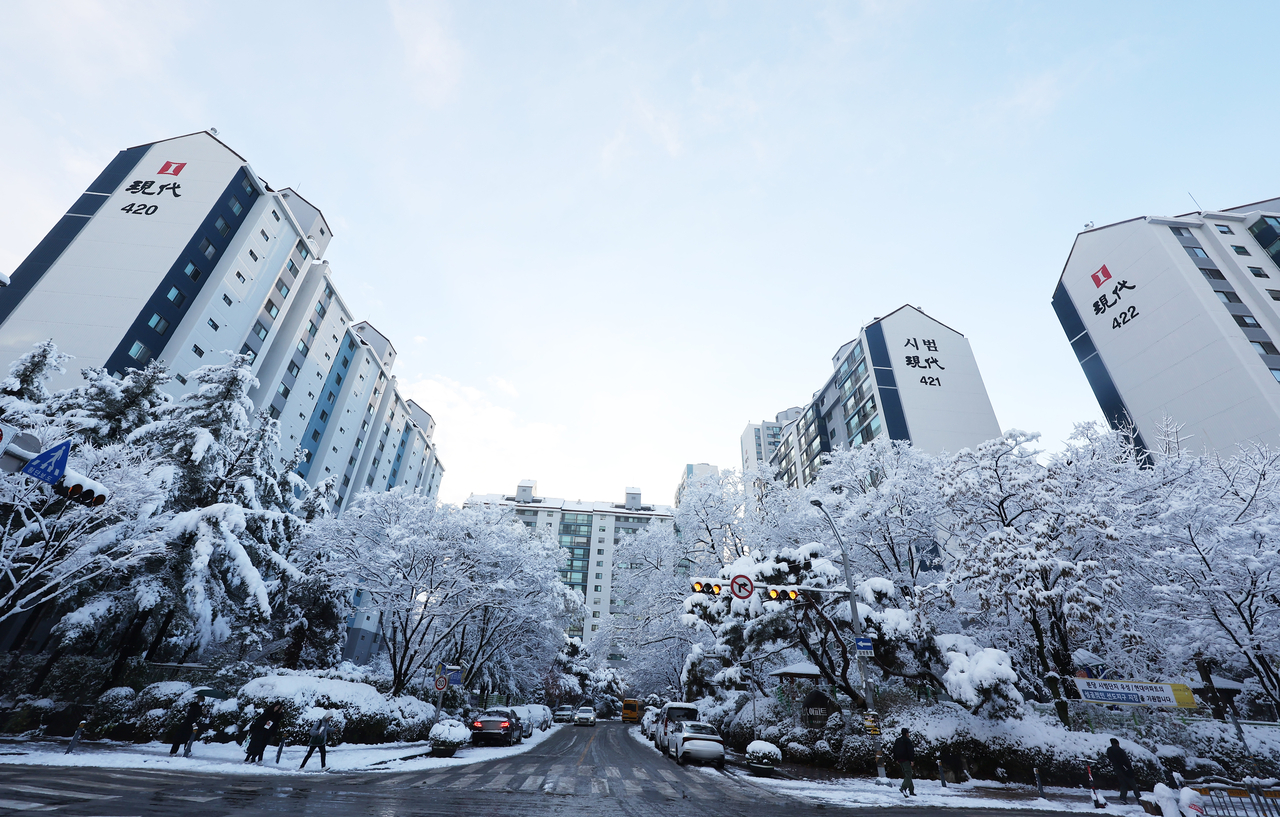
[739,408,802,473]
[675,463,719,506]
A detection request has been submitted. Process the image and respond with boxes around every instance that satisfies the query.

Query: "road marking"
[488,763,509,773]
[653,781,679,798]
[655,768,681,783]
[605,766,621,778]
[591,778,610,795]
[7,785,119,801]
[479,774,512,791]
[445,774,481,790]
[550,775,576,795]
[576,730,598,765]
[549,764,567,776]
[622,780,643,797]
[166,795,221,803]
[518,775,544,791]
[517,764,537,774]
[632,768,650,780]
[0,800,56,812]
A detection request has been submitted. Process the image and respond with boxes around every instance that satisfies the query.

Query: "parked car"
[470,708,524,746]
[639,706,659,737]
[620,699,640,723]
[654,702,700,756]
[509,706,536,738]
[671,721,725,769]
[574,706,597,727]
[553,705,575,723]
[513,704,552,732]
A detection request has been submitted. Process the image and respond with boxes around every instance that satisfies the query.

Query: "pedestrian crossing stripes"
[406,765,747,801]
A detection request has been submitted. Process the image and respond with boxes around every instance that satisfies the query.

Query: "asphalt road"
[0,722,1084,816]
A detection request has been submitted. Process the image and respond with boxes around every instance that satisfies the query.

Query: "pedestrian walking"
[245,704,280,763]
[65,721,86,754]
[169,695,205,757]
[299,713,333,770]
[892,727,917,797]
[1106,738,1140,805]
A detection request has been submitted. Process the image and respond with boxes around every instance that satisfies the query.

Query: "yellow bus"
[620,699,640,723]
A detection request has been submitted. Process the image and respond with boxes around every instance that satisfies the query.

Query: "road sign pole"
[811,499,876,714]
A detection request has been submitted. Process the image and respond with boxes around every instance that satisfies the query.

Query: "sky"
[3,1,1279,506]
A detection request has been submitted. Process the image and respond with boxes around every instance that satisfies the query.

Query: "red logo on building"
[157,161,186,176]
[1091,264,1112,288]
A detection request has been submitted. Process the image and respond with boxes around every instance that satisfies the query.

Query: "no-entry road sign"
[730,575,755,599]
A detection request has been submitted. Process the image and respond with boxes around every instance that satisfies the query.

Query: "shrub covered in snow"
[784,741,811,761]
[237,672,435,745]
[86,687,137,740]
[746,740,781,765]
[429,719,470,748]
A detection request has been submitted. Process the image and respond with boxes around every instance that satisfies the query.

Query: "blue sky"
[3,1,1278,505]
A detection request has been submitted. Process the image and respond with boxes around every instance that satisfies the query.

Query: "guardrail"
[1177,775,1280,817]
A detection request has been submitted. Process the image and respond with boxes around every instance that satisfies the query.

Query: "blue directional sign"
[855,637,874,655]
[21,440,71,485]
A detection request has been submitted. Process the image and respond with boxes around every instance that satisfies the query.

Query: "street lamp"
[810,498,876,713]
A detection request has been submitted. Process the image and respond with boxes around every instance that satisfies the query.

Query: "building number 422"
[1112,305,1138,329]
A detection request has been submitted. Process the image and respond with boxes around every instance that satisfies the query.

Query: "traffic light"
[53,468,109,507]
[690,578,723,595]
[766,587,799,601]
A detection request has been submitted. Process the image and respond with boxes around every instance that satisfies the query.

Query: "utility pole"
[810,499,876,714]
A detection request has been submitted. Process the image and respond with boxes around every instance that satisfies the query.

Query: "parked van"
[621,699,640,723]
[653,702,700,756]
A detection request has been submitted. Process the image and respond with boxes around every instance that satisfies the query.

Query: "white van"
[653,702,700,756]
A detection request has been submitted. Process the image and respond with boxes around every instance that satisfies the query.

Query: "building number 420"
[120,203,159,216]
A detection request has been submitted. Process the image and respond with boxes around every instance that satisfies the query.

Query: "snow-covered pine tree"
[48,361,172,443]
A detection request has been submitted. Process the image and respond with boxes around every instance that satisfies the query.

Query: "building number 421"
[920,376,941,387]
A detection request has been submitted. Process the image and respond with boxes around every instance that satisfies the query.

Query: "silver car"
[672,721,724,768]
[573,706,597,726]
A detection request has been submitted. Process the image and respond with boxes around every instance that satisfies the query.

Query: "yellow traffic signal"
[711,583,722,595]
[692,580,705,593]
[767,587,798,601]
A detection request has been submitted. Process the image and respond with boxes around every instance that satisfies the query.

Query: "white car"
[574,706,597,726]
[672,721,725,769]
[654,702,699,756]
[509,706,537,738]
[639,706,659,737]
[524,704,553,731]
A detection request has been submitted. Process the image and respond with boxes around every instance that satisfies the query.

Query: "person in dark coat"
[891,727,916,797]
[245,704,281,763]
[169,696,205,757]
[299,713,333,770]
[1106,738,1140,804]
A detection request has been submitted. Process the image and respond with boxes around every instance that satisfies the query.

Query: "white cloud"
[487,376,519,397]
[388,0,464,105]
[635,97,683,157]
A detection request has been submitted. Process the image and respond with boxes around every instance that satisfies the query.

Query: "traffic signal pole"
[810,499,876,714]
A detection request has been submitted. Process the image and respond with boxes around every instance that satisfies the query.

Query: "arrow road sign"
[21,440,71,485]
[855,637,874,655]
[434,675,449,692]
[730,574,755,600]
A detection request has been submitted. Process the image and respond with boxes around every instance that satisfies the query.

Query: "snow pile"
[937,635,1023,717]
[747,740,782,763]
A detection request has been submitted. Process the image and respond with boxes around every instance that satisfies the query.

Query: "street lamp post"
[810,498,876,714]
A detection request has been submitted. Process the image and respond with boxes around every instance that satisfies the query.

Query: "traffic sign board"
[855,637,874,655]
[434,675,449,691]
[730,575,754,599]
[21,440,71,485]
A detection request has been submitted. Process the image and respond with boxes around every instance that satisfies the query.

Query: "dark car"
[470,708,524,746]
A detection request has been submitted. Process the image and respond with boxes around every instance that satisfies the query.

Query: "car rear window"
[481,711,511,718]
[684,723,718,735]
[667,706,699,722]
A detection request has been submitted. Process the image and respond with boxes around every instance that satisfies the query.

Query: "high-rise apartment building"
[769,305,1002,487]
[465,481,674,638]
[739,409,802,473]
[675,463,719,506]
[0,131,443,508]
[1053,198,1280,456]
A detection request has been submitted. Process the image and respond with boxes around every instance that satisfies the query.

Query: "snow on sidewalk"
[0,724,565,775]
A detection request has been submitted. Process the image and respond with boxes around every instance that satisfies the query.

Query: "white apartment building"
[0,131,443,508]
[770,305,1002,487]
[675,463,719,506]
[739,409,801,473]
[466,481,674,639]
[1054,198,1280,457]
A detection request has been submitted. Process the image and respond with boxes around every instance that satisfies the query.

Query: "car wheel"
[676,749,686,766]
[716,759,725,771]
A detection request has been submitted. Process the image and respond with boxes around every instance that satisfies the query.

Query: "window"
[192,344,205,358]
[1269,290,1280,301]
[236,271,246,283]
[1186,247,1209,258]
[148,313,169,334]
[277,383,291,399]
[297,339,310,356]
[360,420,369,432]
[342,475,350,487]
[222,294,233,306]
[240,344,257,362]
[341,355,349,368]
[1201,268,1226,281]
[1272,369,1280,383]
[315,301,327,319]
[594,585,602,592]
[286,259,298,276]
[287,361,301,377]
[215,217,230,237]
[241,177,253,195]
[319,410,329,422]
[248,249,258,262]
[591,611,600,618]
[276,279,290,298]
[324,283,334,299]
[296,240,310,260]
[1253,340,1280,356]
[327,391,335,402]
[597,548,604,555]
[307,320,318,337]
[266,300,279,318]
[268,405,281,420]
[228,196,243,216]
[128,341,150,361]
[348,339,356,351]
[1170,226,1191,237]
[167,287,185,307]
[260,229,269,241]
[1217,290,1244,304]
[1236,314,1262,328]
[184,261,201,281]
[207,318,219,331]
[175,374,187,385]
[271,209,280,222]
[1217,224,1234,235]
[1250,267,1270,278]
[591,625,599,632]
[1233,245,1251,256]
[320,228,325,236]
[596,560,603,567]
[253,321,268,341]
[334,373,343,385]
[595,572,602,579]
